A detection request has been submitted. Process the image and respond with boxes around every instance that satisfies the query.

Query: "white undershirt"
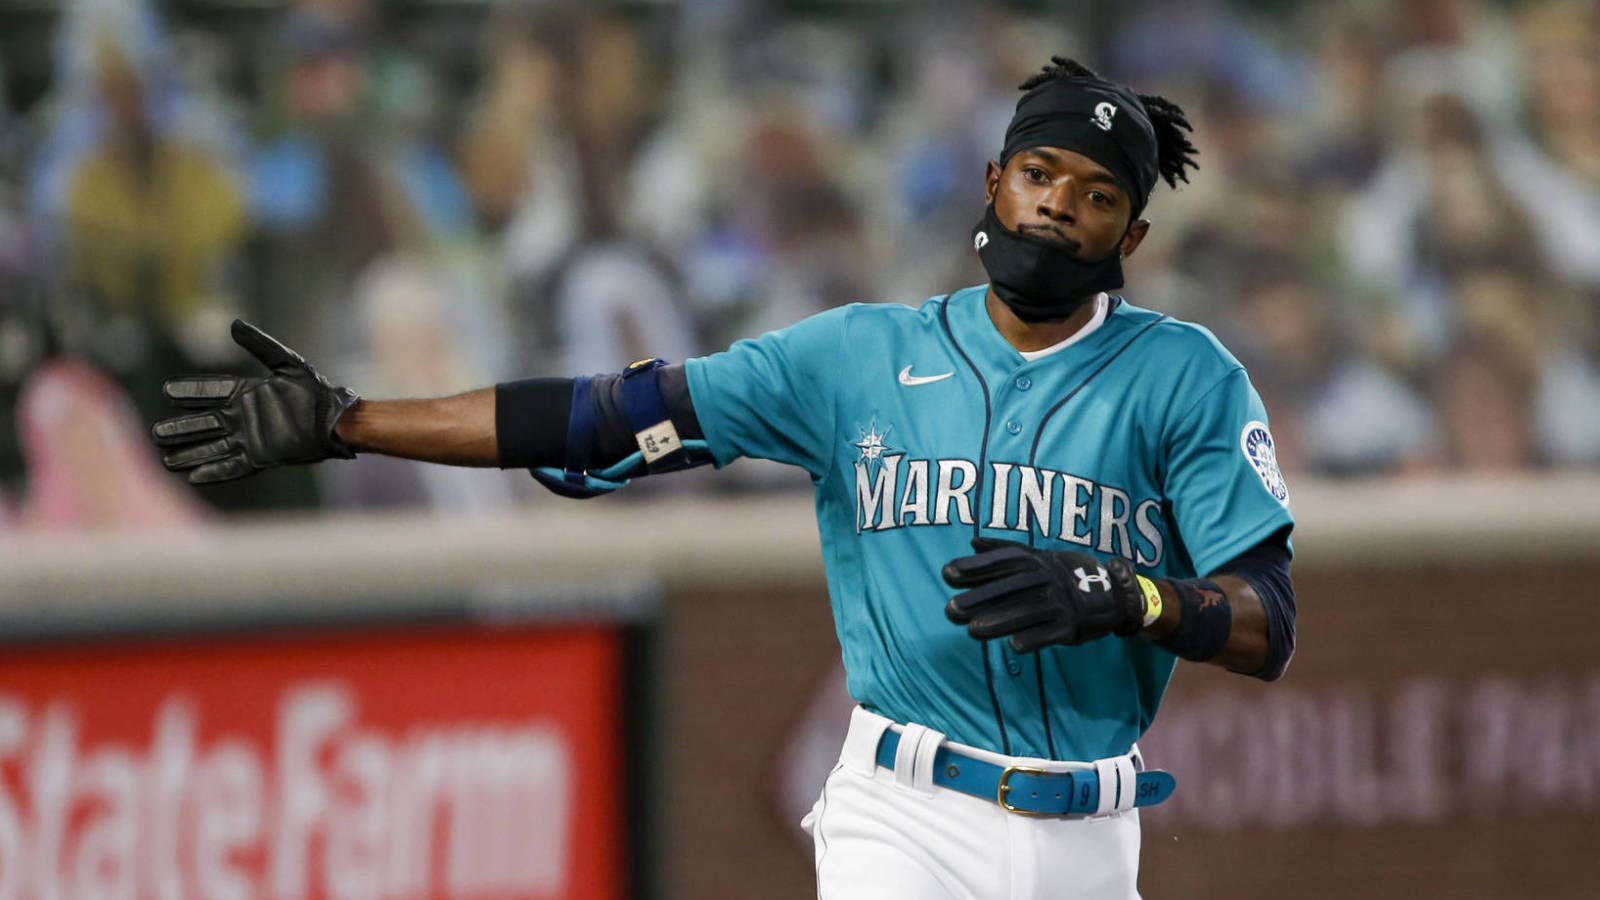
[1016,293,1111,361]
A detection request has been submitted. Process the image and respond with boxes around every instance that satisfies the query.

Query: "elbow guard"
[529,358,713,499]
[1247,565,1296,681]
[1217,550,1295,681]
[1199,529,1297,681]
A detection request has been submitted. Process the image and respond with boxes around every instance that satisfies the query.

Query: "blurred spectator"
[28,19,250,468]
[0,182,43,491]
[1515,0,1600,183]
[1534,341,1600,467]
[372,54,476,244]
[1112,1,1311,112]
[28,0,205,223]
[548,243,696,375]
[1444,267,1600,467]
[1382,0,1522,129]
[246,3,426,363]
[27,0,249,385]
[16,358,204,531]
[1221,255,1436,475]
[683,15,881,349]
[0,301,47,493]
[490,11,705,374]
[462,10,575,276]
[714,112,873,340]
[1437,335,1536,471]
[1295,10,1390,190]
[458,11,560,233]
[872,20,1010,303]
[1412,94,1540,276]
[1488,0,1600,288]
[320,256,521,511]
[59,36,245,355]
[1342,91,1541,361]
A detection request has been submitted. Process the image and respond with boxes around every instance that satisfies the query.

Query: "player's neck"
[984,288,1100,353]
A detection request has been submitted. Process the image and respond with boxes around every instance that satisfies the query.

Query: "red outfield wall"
[0,626,625,900]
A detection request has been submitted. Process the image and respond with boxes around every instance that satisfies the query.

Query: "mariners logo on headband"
[1093,102,1117,132]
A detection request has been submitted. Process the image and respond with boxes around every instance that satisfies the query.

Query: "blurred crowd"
[0,0,1597,529]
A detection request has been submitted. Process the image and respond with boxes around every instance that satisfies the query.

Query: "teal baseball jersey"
[684,285,1294,761]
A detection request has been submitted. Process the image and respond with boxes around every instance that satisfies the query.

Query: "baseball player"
[152,57,1296,898]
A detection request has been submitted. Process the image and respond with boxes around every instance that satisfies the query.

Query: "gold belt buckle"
[996,765,1051,816]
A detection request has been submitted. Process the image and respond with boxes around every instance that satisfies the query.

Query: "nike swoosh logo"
[898,365,954,386]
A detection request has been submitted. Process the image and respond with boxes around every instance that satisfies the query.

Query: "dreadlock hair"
[1019,56,1200,189]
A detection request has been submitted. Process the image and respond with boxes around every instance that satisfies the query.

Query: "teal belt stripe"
[873,730,1176,816]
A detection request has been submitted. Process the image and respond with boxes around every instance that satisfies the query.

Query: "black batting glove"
[943,537,1147,653]
[150,320,359,484]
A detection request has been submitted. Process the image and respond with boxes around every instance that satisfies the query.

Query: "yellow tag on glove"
[1136,575,1163,629]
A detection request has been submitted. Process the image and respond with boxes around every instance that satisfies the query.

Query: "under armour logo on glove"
[1075,566,1111,592]
[943,538,1146,653]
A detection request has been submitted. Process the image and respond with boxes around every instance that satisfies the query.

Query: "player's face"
[985,148,1150,261]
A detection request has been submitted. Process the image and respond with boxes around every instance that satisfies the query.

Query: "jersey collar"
[1018,293,1111,361]
[952,285,1132,374]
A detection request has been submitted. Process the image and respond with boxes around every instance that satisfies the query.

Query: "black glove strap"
[322,386,359,458]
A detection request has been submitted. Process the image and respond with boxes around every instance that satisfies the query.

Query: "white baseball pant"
[802,707,1142,900]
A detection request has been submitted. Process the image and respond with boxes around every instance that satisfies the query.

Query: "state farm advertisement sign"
[0,625,625,900]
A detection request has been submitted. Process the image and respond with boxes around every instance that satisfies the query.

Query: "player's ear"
[1118,218,1151,260]
[984,159,1001,205]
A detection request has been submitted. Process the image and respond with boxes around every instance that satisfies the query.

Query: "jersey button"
[1005,420,1022,435]
[1006,660,1022,676]
[1015,376,1032,391]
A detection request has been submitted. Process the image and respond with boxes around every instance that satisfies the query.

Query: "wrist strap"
[1135,575,1163,628]
[1154,577,1231,662]
[563,376,598,488]
[617,357,688,472]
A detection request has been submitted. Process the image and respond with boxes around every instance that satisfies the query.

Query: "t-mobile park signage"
[0,626,624,900]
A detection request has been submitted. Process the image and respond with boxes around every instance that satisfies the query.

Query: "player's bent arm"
[942,530,1295,680]
[1141,528,1296,681]
[1142,575,1268,674]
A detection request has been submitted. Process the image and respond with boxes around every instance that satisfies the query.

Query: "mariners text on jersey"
[855,455,1167,567]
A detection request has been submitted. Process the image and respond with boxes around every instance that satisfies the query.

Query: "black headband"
[999,76,1159,219]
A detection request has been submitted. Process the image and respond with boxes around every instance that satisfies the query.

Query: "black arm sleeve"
[1212,525,1296,681]
[493,364,705,470]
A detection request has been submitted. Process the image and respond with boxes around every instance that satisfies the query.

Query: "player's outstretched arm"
[151,320,501,484]
[152,321,713,490]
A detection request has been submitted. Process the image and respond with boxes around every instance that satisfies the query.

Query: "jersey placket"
[985,359,1067,760]
[943,288,1142,760]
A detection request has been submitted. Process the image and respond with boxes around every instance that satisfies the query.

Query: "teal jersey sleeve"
[1162,367,1295,576]
[683,304,854,479]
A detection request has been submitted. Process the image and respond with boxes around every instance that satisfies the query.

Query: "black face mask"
[971,204,1124,322]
